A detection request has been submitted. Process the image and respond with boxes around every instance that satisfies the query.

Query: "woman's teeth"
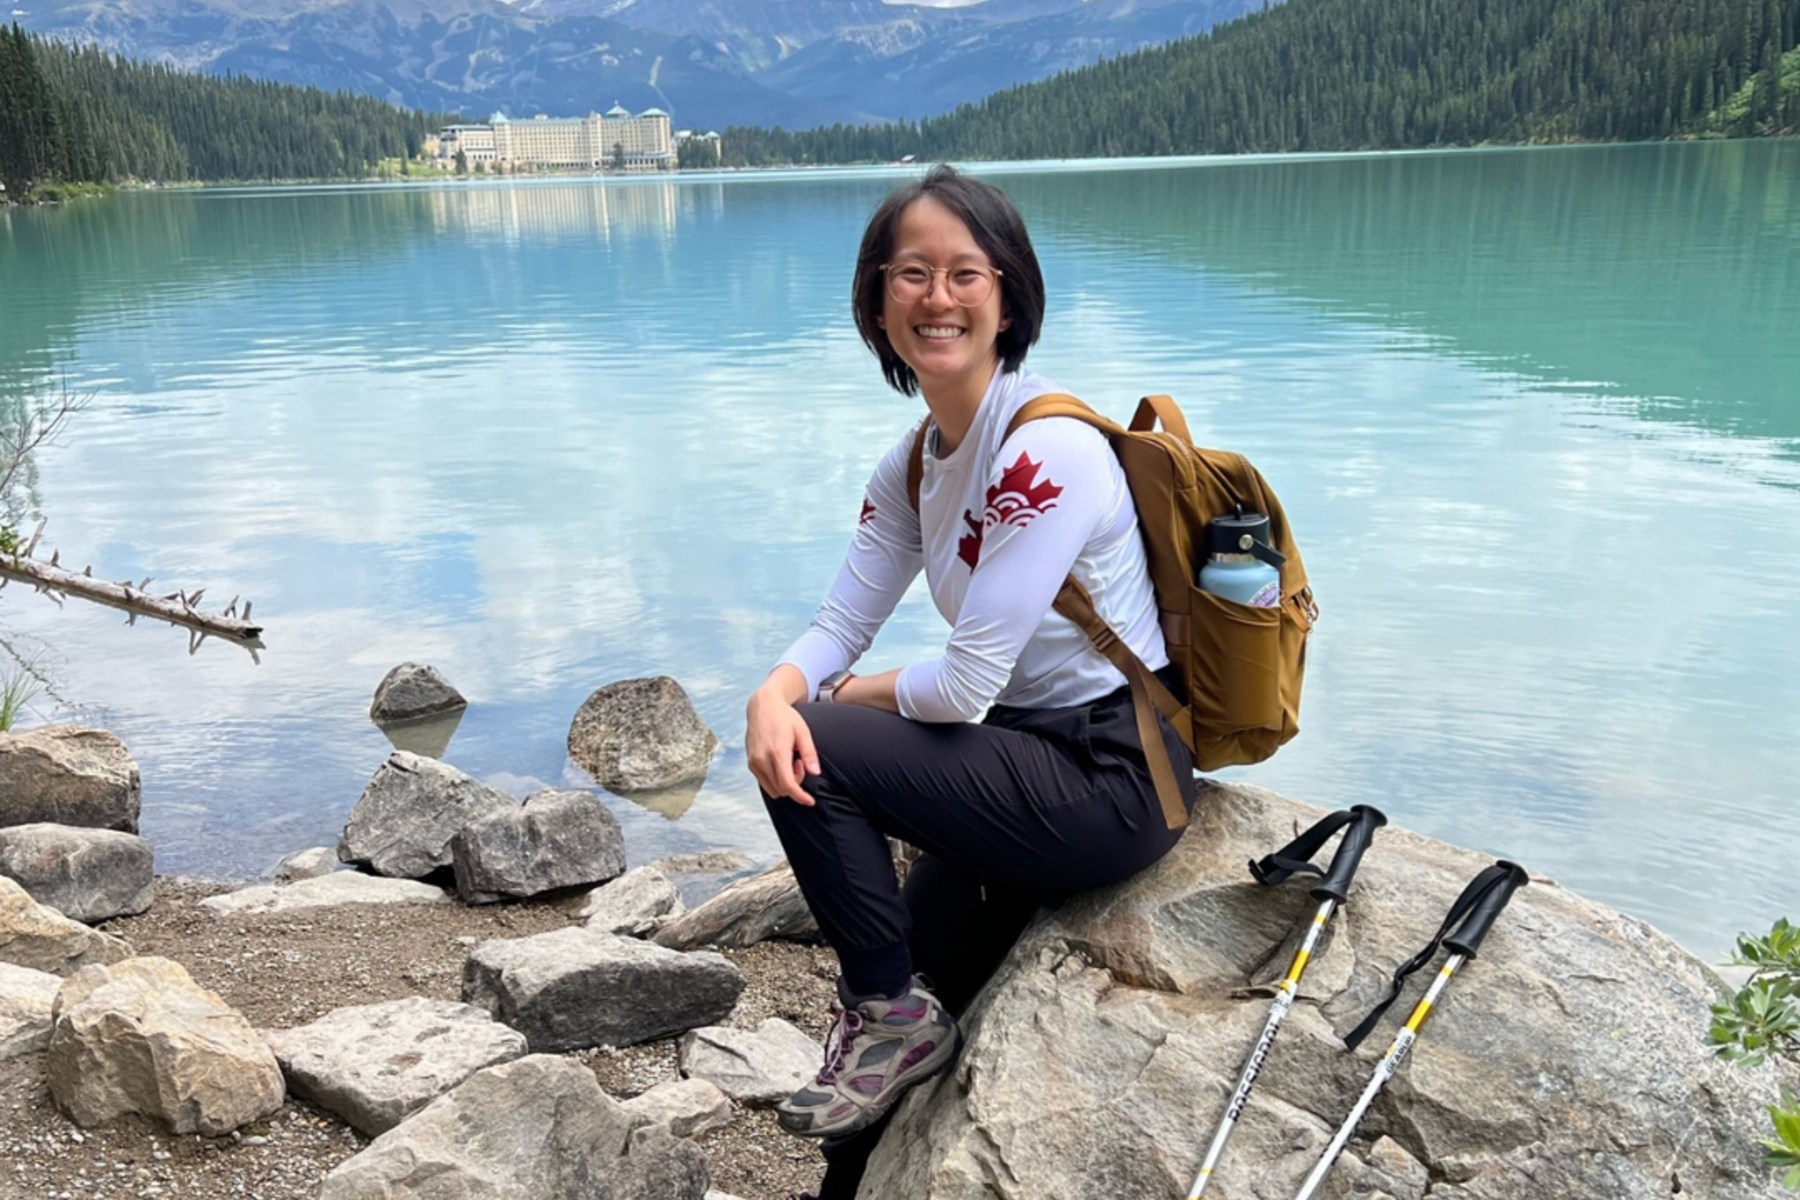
[916,326,963,339]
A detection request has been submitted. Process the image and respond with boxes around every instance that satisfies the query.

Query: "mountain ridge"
[11,0,1263,128]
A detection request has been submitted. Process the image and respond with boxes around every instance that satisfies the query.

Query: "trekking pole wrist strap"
[1341,860,1530,1051]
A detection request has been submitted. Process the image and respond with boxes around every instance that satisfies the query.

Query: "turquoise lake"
[0,140,1795,957]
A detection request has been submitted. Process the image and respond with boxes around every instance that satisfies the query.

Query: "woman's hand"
[746,666,819,806]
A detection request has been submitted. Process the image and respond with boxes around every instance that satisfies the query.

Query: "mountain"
[715,0,1800,162]
[9,0,1265,129]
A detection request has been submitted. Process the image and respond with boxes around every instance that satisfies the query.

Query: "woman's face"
[878,195,1011,403]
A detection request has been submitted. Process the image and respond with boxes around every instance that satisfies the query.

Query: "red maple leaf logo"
[859,498,877,526]
[956,454,1064,570]
[983,453,1063,531]
[957,509,984,568]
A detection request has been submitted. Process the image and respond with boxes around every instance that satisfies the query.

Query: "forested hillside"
[0,27,441,195]
[711,0,1800,165]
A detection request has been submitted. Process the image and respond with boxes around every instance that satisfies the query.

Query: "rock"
[262,997,528,1135]
[338,751,516,879]
[677,1018,822,1106]
[615,1122,711,1200]
[378,708,464,759]
[621,1077,735,1139]
[48,956,284,1135]
[317,1055,634,1200]
[0,876,133,975]
[652,851,754,877]
[200,872,451,916]
[653,861,819,950]
[462,926,744,1053]
[273,846,339,882]
[576,865,685,935]
[369,661,467,724]
[0,726,141,833]
[0,960,61,1058]
[705,1193,749,1200]
[0,823,155,922]
[861,781,1785,1200]
[450,788,627,904]
[567,676,718,791]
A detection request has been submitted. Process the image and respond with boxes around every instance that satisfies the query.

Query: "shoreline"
[0,875,836,1200]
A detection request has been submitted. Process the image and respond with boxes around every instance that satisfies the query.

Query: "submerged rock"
[863,781,1783,1200]
[369,662,467,724]
[0,726,141,834]
[567,676,718,791]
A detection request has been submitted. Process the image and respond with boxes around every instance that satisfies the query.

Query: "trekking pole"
[1291,860,1530,1200]
[1185,804,1387,1199]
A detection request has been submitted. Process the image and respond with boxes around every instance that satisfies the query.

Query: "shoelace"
[816,1003,866,1085]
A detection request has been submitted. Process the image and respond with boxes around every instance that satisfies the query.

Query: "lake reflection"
[0,143,1795,956]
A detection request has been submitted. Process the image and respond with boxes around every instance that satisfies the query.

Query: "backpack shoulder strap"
[905,418,930,511]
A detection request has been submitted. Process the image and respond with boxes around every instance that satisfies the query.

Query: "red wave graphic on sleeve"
[859,498,877,526]
[957,453,1064,570]
[983,453,1063,531]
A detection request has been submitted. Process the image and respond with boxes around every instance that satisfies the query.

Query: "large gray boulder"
[338,751,516,879]
[318,1054,708,1200]
[0,726,140,833]
[653,861,819,950]
[463,926,744,1053]
[48,956,285,1135]
[0,960,61,1058]
[451,788,627,904]
[862,782,1786,1200]
[0,822,155,922]
[369,662,468,724]
[568,676,718,791]
[0,876,133,975]
[262,997,528,1135]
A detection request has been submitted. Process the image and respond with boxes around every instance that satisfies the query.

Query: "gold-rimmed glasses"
[880,262,1003,307]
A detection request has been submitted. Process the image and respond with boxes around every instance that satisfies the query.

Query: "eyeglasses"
[880,262,1003,307]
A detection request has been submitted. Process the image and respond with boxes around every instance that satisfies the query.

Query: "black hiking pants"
[761,672,1195,1199]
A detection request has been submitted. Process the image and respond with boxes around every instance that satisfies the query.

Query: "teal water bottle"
[1198,511,1286,607]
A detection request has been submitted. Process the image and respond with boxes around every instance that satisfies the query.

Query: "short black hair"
[852,165,1046,397]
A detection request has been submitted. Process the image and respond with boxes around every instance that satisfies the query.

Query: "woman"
[745,165,1194,1198]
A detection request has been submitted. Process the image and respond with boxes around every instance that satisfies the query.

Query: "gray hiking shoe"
[775,977,959,1138]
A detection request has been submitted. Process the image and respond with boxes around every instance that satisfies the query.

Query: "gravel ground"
[0,878,839,1200]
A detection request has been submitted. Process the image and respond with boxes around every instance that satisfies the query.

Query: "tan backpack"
[908,393,1316,831]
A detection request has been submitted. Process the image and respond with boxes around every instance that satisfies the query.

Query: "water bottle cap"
[1206,511,1273,556]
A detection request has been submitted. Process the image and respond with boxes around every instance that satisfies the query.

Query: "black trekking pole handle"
[1310,805,1388,904]
[1443,860,1530,958]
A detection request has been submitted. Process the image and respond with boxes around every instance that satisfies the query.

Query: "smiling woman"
[741,165,1195,1199]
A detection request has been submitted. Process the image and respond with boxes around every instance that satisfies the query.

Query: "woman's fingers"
[746,701,816,806]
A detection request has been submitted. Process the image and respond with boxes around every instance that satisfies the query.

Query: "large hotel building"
[436,105,676,172]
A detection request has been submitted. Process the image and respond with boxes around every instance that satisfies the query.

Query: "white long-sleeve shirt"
[778,366,1168,722]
